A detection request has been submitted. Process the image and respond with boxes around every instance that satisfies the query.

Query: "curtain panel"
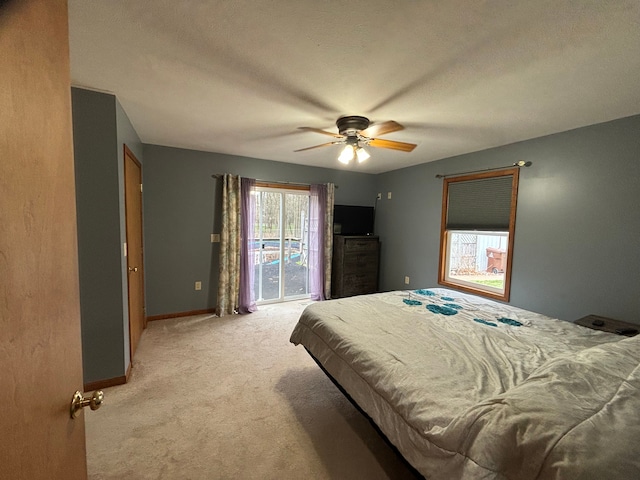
[323,183,335,299]
[216,174,241,316]
[216,175,257,316]
[239,178,257,313]
[309,183,334,300]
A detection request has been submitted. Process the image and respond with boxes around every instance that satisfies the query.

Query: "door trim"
[146,308,216,322]
[123,144,146,362]
[83,363,132,392]
[254,186,311,304]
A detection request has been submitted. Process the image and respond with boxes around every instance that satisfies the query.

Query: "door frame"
[123,145,146,362]
[254,185,311,304]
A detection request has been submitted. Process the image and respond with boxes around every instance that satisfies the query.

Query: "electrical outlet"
[376,193,382,200]
[195,281,202,291]
[387,192,392,200]
[211,233,220,243]
[404,276,410,285]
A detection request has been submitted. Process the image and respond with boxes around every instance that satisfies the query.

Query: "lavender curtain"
[216,174,241,316]
[239,178,257,313]
[309,183,335,300]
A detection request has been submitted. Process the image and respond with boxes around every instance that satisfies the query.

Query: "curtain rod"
[435,161,532,179]
[211,174,338,188]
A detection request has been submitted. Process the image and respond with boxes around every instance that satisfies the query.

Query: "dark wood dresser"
[331,235,380,298]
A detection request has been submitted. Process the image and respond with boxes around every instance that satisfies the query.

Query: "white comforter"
[289,289,640,479]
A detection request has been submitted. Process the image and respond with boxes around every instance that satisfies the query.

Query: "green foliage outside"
[472,279,504,288]
[254,191,309,240]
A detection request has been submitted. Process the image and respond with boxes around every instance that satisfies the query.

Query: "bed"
[289,288,640,479]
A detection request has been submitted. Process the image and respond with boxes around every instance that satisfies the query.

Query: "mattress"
[290,288,640,479]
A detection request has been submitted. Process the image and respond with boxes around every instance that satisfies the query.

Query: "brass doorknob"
[70,390,104,418]
[128,266,138,273]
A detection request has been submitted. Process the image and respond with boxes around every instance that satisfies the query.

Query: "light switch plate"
[211,233,221,243]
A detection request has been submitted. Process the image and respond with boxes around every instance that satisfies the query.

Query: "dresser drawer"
[342,274,377,296]
[343,272,377,287]
[344,238,379,253]
[343,252,378,273]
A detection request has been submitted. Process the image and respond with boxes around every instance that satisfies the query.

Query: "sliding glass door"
[253,187,310,303]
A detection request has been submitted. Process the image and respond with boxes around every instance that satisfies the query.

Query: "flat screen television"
[333,204,375,236]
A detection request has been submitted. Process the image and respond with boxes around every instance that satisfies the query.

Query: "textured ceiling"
[68,1,640,174]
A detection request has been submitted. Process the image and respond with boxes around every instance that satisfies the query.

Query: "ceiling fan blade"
[360,120,404,138]
[298,127,344,138]
[368,138,417,152]
[294,141,341,152]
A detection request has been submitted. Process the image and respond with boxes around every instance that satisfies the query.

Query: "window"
[438,168,519,301]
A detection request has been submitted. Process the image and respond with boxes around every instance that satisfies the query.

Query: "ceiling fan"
[294,115,417,164]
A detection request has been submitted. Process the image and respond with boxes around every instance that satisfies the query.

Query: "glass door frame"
[254,185,310,305]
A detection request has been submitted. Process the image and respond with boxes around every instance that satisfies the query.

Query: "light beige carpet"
[86,301,422,479]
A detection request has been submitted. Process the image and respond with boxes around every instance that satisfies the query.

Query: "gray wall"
[72,87,143,384]
[142,144,378,316]
[375,114,640,324]
[115,98,144,372]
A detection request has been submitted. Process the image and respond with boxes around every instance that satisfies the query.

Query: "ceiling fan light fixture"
[356,147,370,163]
[338,144,355,164]
[295,116,417,164]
